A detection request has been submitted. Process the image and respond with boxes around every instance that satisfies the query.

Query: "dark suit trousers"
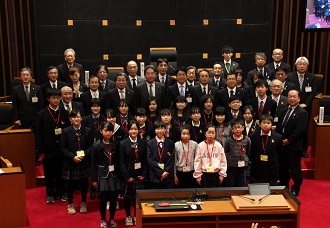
[43,157,66,197]
[280,146,303,193]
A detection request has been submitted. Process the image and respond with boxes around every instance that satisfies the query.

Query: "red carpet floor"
[23,179,330,228]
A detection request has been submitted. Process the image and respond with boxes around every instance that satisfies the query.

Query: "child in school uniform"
[116,99,133,136]
[171,95,190,127]
[91,122,121,228]
[226,95,243,122]
[61,109,93,214]
[193,124,227,187]
[147,120,175,189]
[186,107,206,143]
[159,109,180,143]
[119,120,148,226]
[201,94,215,125]
[223,118,251,187]
[145,96,159,128]
[106,109,125,142]
[249,114,283,186]
[135,107,152,141]
[174,125,198,188]
[214,106,231,145]
[242,105,260,137]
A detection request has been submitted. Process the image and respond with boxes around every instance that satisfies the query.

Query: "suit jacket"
[220,60,240,79]
[287,71,316,112]
[225,110,243,122]
[208,76,226,90]
[265,62,292,73]
[246,85,257,100]
[247,67,274,85]
[126,75,145,91]
[166,82,195,108]
[105,87,136,115]
[41,80,67,106]
[135,82,167,110]
[119,137,148,180]
[243,120,260,137]
[281,81,296,97]
[61,125,93,169]
[98,79,116,93]
[67,82,88,102]
[247,96,277,120]
[80,90,107,115]
[12,83,44,128]
[214,87,248,111]
[270,95,288,121]
[147,138,175,183]
[57,62,84,83]
[192,84,218,109]
[59,100,85,117]
[82,114,106,141]
[250,128,283,181]
[276,105,308,152]
[155,74,176,93]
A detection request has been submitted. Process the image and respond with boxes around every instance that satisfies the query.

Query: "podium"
[136,187,300,228]
[0,156,27,227]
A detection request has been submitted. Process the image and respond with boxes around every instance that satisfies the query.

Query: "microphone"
[258,194,271,202]
[227,192,255,202]
[168,64,176,71]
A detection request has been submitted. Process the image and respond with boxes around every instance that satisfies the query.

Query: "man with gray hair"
[57,48,84,83]
[287,56,317,158]
[247,52,274,85]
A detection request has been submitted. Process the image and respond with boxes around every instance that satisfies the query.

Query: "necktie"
[299,75,304,91]
[180,85,184,96]
[203,87,206,95]
[93,92,97,98]
[276,64,279,68]
[25,85,30,100]
[274,97,278,103]
[259,100,264,114]
[120,90,124,99]
[101,82,105,90]
[230,90,234,97]
[149,84,153,97]
[66,104,71,113]
[161,77,165,84]
[259,69,263,75]
[132,78,136,90]
[282,107,292,132]
[225,62,230,73]
[52,83,56,89]
[215,80,219,88]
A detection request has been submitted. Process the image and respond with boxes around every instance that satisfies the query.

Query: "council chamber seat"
[150,47,177,76]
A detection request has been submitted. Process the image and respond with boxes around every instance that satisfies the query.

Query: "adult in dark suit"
[12,67,44,129]
[155,58,176,92]
[247,80,277,121]
[276,89,308,196]
[219,45,240,79]
[287,57,317,158]
[192,69,217,109]
[209,62,226,90]
[166,66,195,109]
[97,65,116,93]
[250,115,283,186]
[41,66,67,106]
[265,48,292,73]
[274,67,296,97]
[80,75,107,115]
[104,72,135,115]
[60,86,85,116]
[269,79,288,126]
[57,48,84,83]
[186,66,200,87]
[215,73,248,111]
[247,53,274,85]
[135,65,167,111]
[126,60,145,91]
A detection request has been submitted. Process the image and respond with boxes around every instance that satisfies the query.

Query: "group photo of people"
[12,46,317,228]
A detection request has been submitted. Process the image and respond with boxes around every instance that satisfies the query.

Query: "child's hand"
[196,177,202,185]
[73,156,81,163]
[127,177,134,182]
[161,172,168,181]
[137,176,145,181]
[92,182,98,188]
[219,175,224,183]
[174,175,179,185]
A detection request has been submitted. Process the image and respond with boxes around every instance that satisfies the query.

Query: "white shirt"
[117,88,126,99]
[49,80,58,89]
[90,89,99,98]
[227,87,237,97]
[177,82,186,96]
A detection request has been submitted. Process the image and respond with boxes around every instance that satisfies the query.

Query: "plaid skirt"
[201,172,220,188]
[122,179,145,199]
[62,165,90,181]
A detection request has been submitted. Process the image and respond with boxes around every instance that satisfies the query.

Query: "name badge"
[108,165,115,172]
[134,162,141,170]
[238,160,245,167]
[54,128,62,135]
[305,86,312,92]
[32,96,38,103]
[183,166,191,172]
[76,150,85,157]
[260,154,268,161]
[158,163,165,170]
[274,117,278,123]
[186,97,192,103]
[206,165,214,173]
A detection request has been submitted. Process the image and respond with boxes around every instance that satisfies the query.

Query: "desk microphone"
[258,194,271,202]
[168,64,176,71]
[227,192,255,202]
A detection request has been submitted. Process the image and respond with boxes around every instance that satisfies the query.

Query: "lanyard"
[47,106,60,127]
[120,115,128,132]
[203,111,214,125]
[192,127,198,142]
[181,141,190,165]
[205,141,215,165]
[134,148,139,161]
[234,136,244,158]
[156,140,165,163]
[105,144,113,164]
[75,129,81,149]
[93,117,100,129]
[261,135,269,154]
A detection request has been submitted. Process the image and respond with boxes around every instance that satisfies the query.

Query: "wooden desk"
[136,187,300,228]
[313,120,330,180]
[0,129,36,188]
[0,165,27,227]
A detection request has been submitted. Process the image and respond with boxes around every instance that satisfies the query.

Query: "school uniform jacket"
[147,138,175,183]
[220,61,240,79]
[119,137,148,181]
[247,96,277,120]
[80,90,107,115]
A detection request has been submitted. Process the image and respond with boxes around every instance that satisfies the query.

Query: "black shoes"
[291,190,299,197]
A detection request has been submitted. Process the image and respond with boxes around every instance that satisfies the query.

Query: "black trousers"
[43,157,65,197]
